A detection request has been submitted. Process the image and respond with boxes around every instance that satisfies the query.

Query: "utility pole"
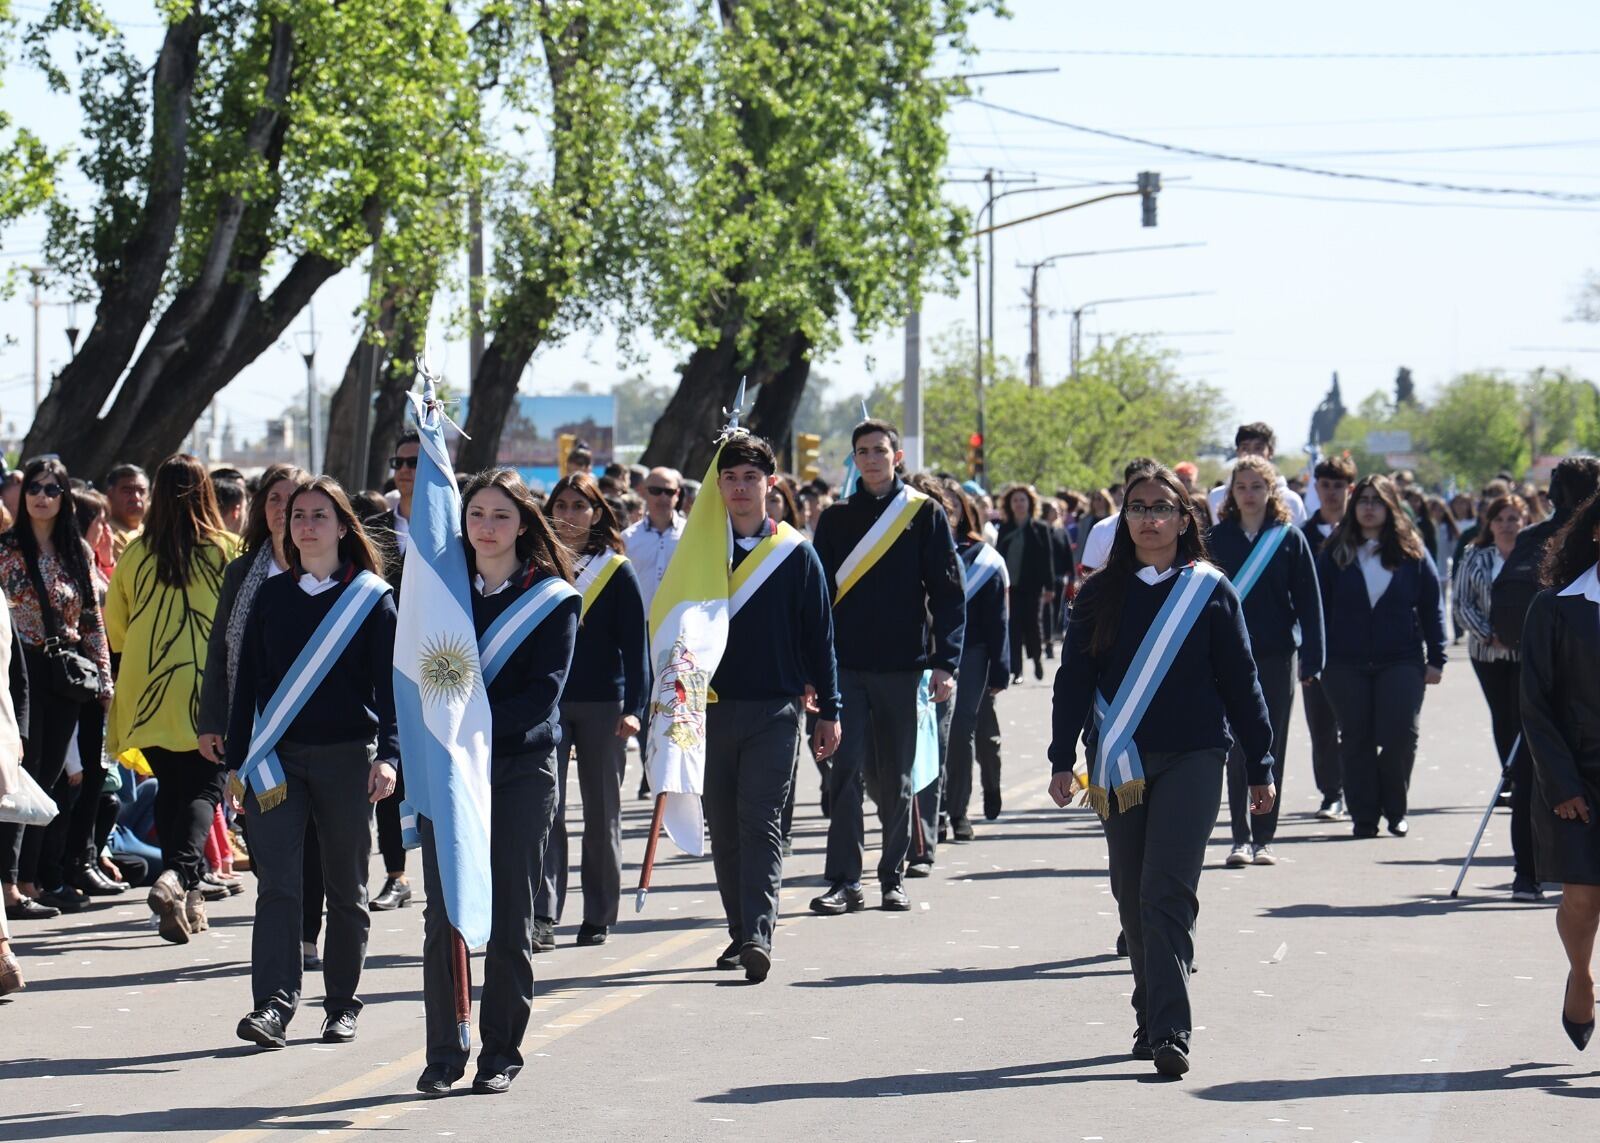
[985,170,996,367]
[468,190,485,381]
[1026,265,1041,388]
[296,306,322,474]
[903,308,922,471]
[1069,290,1214,382]
[29,268,43,414]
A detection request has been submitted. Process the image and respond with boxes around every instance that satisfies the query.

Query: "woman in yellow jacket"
[106,455,238,944]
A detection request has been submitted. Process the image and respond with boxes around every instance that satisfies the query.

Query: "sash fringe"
[227,772,245,805]
[255,784,287,813]
[1085,785,1110,820]
[1115,778,1147,814]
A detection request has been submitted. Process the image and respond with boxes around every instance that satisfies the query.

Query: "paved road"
[4,662,1595,1142]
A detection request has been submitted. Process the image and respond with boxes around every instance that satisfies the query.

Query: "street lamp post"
[295,310,322,474]
[1069,291,1215,381]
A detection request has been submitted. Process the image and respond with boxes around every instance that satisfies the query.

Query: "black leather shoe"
[416,1064,463,1097]
[473,1070,515,1095]
[1564,973,1595,1051]
[321,1011,357,1043]
[5,897,60,921]
[533,917,556,952]
[739,942,771,983]
[881,883,910,911]
[1033,659,1044,680]
[1387,818,1409,837]
[71,866,125,896]
[951,818,975,842]
[36,887,84,914]
[983,788,1002,821]
[576,923,608,946]
[637,776,650,800]
[1116,931,1128,957]
[1153,1038,1190,1077]
[370,877,412,911]
[237,1008,287,1050]
[809,883,866,915]
[905,861,932,879]
[1132,1030,1153,1061]
[1352,822,1379,839]
[715,940,742,970]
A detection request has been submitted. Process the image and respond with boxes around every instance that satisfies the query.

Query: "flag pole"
[1451,733,1520,898]
[635,793,669,913]
[451,930,472,1050]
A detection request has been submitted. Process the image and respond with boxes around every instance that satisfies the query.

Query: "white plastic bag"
[0,765,58,827]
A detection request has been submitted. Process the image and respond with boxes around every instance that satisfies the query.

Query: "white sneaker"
[1225,844,1251,867]
[1252,845,1278,866]
[1315,798,1343,821]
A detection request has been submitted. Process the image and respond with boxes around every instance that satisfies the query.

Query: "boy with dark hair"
[1303,453,1356,820]
[1206,422,1306,526]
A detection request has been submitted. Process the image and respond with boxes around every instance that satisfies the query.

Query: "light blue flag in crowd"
[840,399,870,497]
[393,375,496,949]
[911,671,940,793]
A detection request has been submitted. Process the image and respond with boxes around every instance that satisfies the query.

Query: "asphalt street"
[3,659,1595,1142]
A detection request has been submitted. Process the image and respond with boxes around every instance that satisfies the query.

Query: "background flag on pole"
[393,377,496,949]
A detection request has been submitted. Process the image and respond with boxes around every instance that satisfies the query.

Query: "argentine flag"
[393,383,495,948]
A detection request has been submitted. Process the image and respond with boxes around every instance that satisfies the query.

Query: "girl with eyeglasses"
[1049,463,1275,1077]
[0,458,114,922]
[1316,474,1446,840]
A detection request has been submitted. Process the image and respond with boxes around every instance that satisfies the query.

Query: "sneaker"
[473,1070,515,1095]
[416,1064,463,1097]
[781,837,793,857]
[303,940,322,971]
[1511,876,1545,902]
[321,1010,358,1043]
[951,818,975,842]
[370,877,412,911]
[1225,844,1251,868]
[184,889,209,932]
[237,1007,287,1050]
[809,883,866,916]
[905,860,933,879]
[148,871,191,945]
[1315,797,1344,821]
[881,883,910,911]
[1387,818,1409,837]
[1251,845,1278,866]
[533,917,556,952]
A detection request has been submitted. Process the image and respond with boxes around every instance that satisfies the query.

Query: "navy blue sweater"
[712,538,842,719]
[958,540,1011,691]
[227,566,400,766]
[562,554,648,719]
[1317,549,1448,669]
[1049,567,1275,784]
[1301,516,1338,558]
[473,569,580,766]
[812,478,966,673]
[1206,519,1326,676]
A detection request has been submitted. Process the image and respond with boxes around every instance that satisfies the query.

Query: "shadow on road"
[790,954,1124,989]
[701,1053,1145,1102]
[1261,895,1551,920]
[1192,1061,1600,1101]
[0,1092,415,1139]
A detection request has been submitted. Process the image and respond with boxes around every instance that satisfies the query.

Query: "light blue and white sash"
[232,570,390,811]
[963,543,1008,601]
[478,575,580,686]
[1086,561,1224,818]
[1231,524,1289,602]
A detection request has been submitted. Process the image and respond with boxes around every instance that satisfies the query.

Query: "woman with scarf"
[1049,463,1274,1077]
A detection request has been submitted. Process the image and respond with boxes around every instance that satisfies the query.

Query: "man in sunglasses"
[381,431,422,559]
[622,466,685,613]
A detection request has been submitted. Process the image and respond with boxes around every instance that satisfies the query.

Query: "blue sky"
[3,0,1598,455]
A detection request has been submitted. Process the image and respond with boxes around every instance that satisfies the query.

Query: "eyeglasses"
[646,485,678,498]
[1124,503,1179,520]
[390,456,419,470]
[1354,496,1386,508]
[25,482,64,499]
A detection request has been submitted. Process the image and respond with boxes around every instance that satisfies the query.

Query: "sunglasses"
[390,456,420,470]
[25,482,64,499]
[645,485,678,498]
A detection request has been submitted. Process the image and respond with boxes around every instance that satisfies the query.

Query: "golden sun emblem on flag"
[417,634,479,705]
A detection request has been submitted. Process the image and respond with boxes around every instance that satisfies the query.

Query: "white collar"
[474,572,514,597]
[1358,538,1381,558]
[298,571,341,596]
[1557,564,1600,603]
[733,517,775,551]
[1135,564,1179,586]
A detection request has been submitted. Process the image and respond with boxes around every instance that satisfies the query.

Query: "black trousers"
[824,668,921,888]
[1471,657,1536,881]
[245,740,374,1023]
[0,649,84,886]
[704,699,800,951]
[537,700,625,927]
[143,747,226,891]
[944,642,992,825]
[1008,586,1044,676]
[1226,653,1294,846]
[421,751,558,1076]
[372,764,408,876]
[1104,749,1224,1047]
[1302,677,1342,802]
[976,690,1003,800]
[36,704,108,889]
[1321,660,1426,829]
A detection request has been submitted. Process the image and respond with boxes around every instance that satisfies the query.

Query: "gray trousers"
[704,698,800,951]
[943,642,993,826]
[1321,660,1425,829]
[1302,677,1342,801]
[420,751,559,1076]
[1103,749,1225,1048]
[1226,652,1294,846]
[535,700,625,926]
[245,740,375,1023]
[825,668,921,888]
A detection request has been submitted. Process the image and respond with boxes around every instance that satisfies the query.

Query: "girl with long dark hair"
[1049,464,1274,1076]
[229,478,397,1050]
[0,458,114,921]
[533,471,646,950]
[1317,475,1446,839]
[416,469,579,1095]
[996,484,1056,682]
[1520,491,1600,1050]
[1207,456,1324,868]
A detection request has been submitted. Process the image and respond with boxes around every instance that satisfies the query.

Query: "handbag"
[23,551,102,704]
[0,764,58,827]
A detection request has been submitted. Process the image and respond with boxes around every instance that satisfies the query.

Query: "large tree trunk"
[455,320,543,474]
[639,330,745,476]
[366,312,427,487]
[745,330,811,460]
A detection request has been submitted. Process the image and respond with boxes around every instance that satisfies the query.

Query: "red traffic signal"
[969,432,983,448]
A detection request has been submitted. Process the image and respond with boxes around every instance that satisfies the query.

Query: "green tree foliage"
[0,1,60,241]
[1425,373,1530,485]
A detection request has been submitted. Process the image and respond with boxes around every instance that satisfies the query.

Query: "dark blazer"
[996,518,1057,595]
[1207,519,1325,675]
[1317,548,1447,670]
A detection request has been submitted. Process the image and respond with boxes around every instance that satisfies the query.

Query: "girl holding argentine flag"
[1049,462,1275,1079]
[1207,455,1325,869]
[229,478,398,1052]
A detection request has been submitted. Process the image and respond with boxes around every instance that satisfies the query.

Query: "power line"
[965,99,1600,202]
[975,46,1600,61]
[1179,182,1600,213]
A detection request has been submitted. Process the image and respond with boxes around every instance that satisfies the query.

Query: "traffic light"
[967,431,984,477]
[557,432,577,478]
[796,432,822,481]
[1138,170,1160,227]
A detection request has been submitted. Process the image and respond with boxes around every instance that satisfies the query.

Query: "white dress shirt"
[1134,563,1179,586]
[1356,539,1394,608]
[623,514,685,611]
[384,489,411,554]
[1080,513,1121,572]
[298,571,341,597]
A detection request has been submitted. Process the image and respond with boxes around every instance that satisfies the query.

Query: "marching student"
[1301,455,1355,821]
[416,469,579,1095]
[1205,422,1307,526]
[941,479,1010,841]
[996,484,1055,683]
[1207,456,1324,867]
[1049,463,1275,1077]
[229,478,399,1051]
[810,419,964,915]
[536,472,648,950]
[702,433,839,981]
[1317,475,1446,840]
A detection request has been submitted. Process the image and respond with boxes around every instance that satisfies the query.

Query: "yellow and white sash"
[575,550,626,619]
[729,521,806,618]
[833,486,928,604]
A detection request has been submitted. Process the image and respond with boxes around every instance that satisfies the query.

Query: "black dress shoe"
[1115,931,1128,957]
[1033,659,1044,681]
[416,1064,463,1097]
[237,1008,287,1050]
[1131,1030,1153,1061]
[370,877,413,911]
[637,776,650,800]
[5,897,60,921]
[1564,973,1595,1051]
[809,883,866,916]
[951,818,974,842]
[473,1070,516,1095]
[533,917,556,952]
[881,883,911,911]
[71,866,125,896]
[905,860,932,879]
[983,788,1002,821]
[322,1010,358,1043]
[576,923,608,946]
[739,942,771,983]
[1387,818,1409,837]
[35,888,84,914]
[715,940,742,970]
[1352,822,1379,839]
[1152,1038,1190,1077]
